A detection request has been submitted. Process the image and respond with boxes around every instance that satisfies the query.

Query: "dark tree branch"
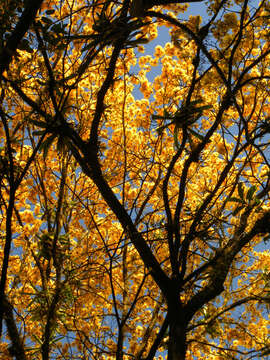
[3,296,26,360]
[0,0,44,75]
[184,210,270,321]
[0,107,46,337]
[66,3,173,295]
[188,295,270,332]
[144,314,169,360]
[130,0,203,17]
[41,287,61,360]
[162,136,187,278]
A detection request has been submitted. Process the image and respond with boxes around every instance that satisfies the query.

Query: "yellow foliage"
[0,0,269,359]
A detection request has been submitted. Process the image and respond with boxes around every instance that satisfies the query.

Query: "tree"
[0,0,270,359]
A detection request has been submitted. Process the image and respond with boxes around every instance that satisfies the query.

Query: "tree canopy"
[0,0,270,359]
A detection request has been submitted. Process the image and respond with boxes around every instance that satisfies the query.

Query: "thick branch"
[74,9,172,294]
[80,151,171,295]
[0,0,44,75]
[3,296,26,360]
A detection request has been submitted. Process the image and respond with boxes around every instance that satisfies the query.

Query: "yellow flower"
[154,45,165,58]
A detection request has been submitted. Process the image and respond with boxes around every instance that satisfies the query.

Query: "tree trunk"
[167,299,187,360]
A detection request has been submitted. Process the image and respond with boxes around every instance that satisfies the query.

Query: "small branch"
[41,287,61,360]
[144,314,169,360]
[187,295,264,332]
[184,210,270,321]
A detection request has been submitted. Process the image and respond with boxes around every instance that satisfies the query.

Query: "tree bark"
[167,296,187,360]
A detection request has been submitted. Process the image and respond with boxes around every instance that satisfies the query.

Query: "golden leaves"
[1,0,270,359]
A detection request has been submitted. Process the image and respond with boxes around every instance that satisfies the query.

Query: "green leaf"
[50,335,65,345]
[246,185,257,201]
[33,130,47,136]
[45,9,55,15]
[40,134,56,159]
[188,128,204,140]
[32,334,42,345]
[29,119,48,128]
[232,205,245,216]
[189,99,203,106]
[174,125,180,149]
[156,121,174,134]
[58,234,69,245]
[41,16,53,25]
[237,182,245,200]
[152,114,173,120]
[227,197,244,203]
[194,104,212,111]
[51,24,65,34]
[127,37,149,47]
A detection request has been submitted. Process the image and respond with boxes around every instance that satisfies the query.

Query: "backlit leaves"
[0,0,270,359]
